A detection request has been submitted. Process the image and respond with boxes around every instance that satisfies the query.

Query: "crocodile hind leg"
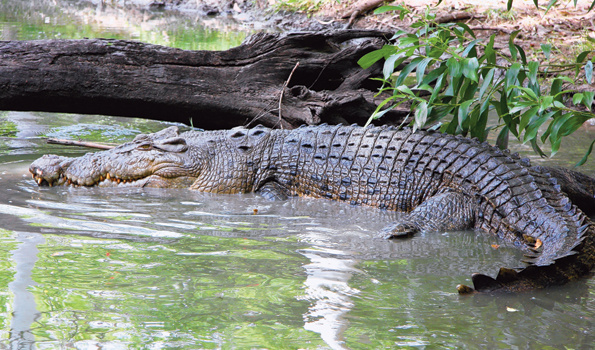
[381,191,476,239]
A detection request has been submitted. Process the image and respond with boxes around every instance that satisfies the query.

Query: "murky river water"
[1,1,595,349]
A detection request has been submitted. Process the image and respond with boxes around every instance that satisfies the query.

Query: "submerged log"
[0,30,405,129]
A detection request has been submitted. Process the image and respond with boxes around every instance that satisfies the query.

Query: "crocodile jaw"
[29,154,197,188]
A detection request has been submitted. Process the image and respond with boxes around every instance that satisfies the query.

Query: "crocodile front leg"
[381,191,476,239]
[257,181,290,201]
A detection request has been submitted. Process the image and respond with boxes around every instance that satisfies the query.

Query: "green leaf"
[505,62,522,87]
[421,65,447,86]
[585,60,593,84]
[394,57,423,87]
[396,85,415,96]
[519,106,539,132]
[541,43,552,60]
[374,5,408,15]
[478,68,495,100]
[515,44,527,64]
[447,57,462,78]
[461,57,479,82]
[496,126,509,150]
[576,50,591,64]
[528,61,539,85]
[539,95,554,113]
[559,114,592,137]
[575,51,591,76]
[458,77,478,101]
[389,29,410,41]
[457,22,476,39]
[573,93,584,105]
[523,112,554,143]
[416,57,434,85]
[485,34,497,65]
[549,113,576,156]
[541,111,557,143]
[399,34,420,47]
[458,100,474,130]
[582,91,594,109]
[530,138,547,157]
[550,77,563,99]
[498,91,519,137]
[444,75,462,97]
[383,52,405,80]
[428,73,446,105]
[575,138,595,167]
[414,101,428,131]
[471,99,491,140]
[545,0,558,14]
[461,39,481,57]
[507,0,514,11]
[509,85,538,101]
[358,45,395,69]
[509,30,520,61]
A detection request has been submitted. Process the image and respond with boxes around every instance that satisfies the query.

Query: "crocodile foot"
[380,222,420,239]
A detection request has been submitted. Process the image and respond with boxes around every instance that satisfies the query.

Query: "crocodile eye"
[154,137,188,152]
[137,143,153,151]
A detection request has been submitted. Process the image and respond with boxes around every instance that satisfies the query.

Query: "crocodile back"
[263,124,589,268]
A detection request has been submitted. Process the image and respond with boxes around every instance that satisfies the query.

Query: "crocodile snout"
[30,154,72,186]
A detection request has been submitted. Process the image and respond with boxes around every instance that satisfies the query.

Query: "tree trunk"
[0,30,406,129]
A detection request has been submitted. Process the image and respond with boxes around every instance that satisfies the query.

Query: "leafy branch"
[358,5,595,166]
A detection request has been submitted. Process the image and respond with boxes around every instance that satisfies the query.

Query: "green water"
[1,1,595,349]
[0,0,250,50]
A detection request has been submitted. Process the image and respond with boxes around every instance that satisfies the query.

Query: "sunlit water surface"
[1,0,595,348]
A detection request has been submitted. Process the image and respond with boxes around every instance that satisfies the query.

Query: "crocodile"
[29,124,595,293]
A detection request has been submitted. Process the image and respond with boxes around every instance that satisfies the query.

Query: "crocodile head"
[30,126,203,188]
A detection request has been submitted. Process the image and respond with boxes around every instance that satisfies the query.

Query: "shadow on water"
[0,112,594,349]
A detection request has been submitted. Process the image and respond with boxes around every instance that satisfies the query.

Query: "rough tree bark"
[0,30,407,130]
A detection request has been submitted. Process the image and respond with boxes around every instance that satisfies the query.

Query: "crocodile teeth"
[37,177,43,185]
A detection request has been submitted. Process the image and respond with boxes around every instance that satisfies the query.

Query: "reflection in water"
[0,0,251,50]
[9,231,44,350]
[299,246,361,350]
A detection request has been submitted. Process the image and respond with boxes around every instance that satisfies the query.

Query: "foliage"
[358,5,595,165]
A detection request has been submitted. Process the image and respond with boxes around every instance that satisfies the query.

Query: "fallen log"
[0,30,407,130]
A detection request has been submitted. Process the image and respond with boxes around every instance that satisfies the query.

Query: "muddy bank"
[80,0,345,32]
[33,0,595,54]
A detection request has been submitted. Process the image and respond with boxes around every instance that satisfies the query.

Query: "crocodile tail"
[459,218,595,293]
